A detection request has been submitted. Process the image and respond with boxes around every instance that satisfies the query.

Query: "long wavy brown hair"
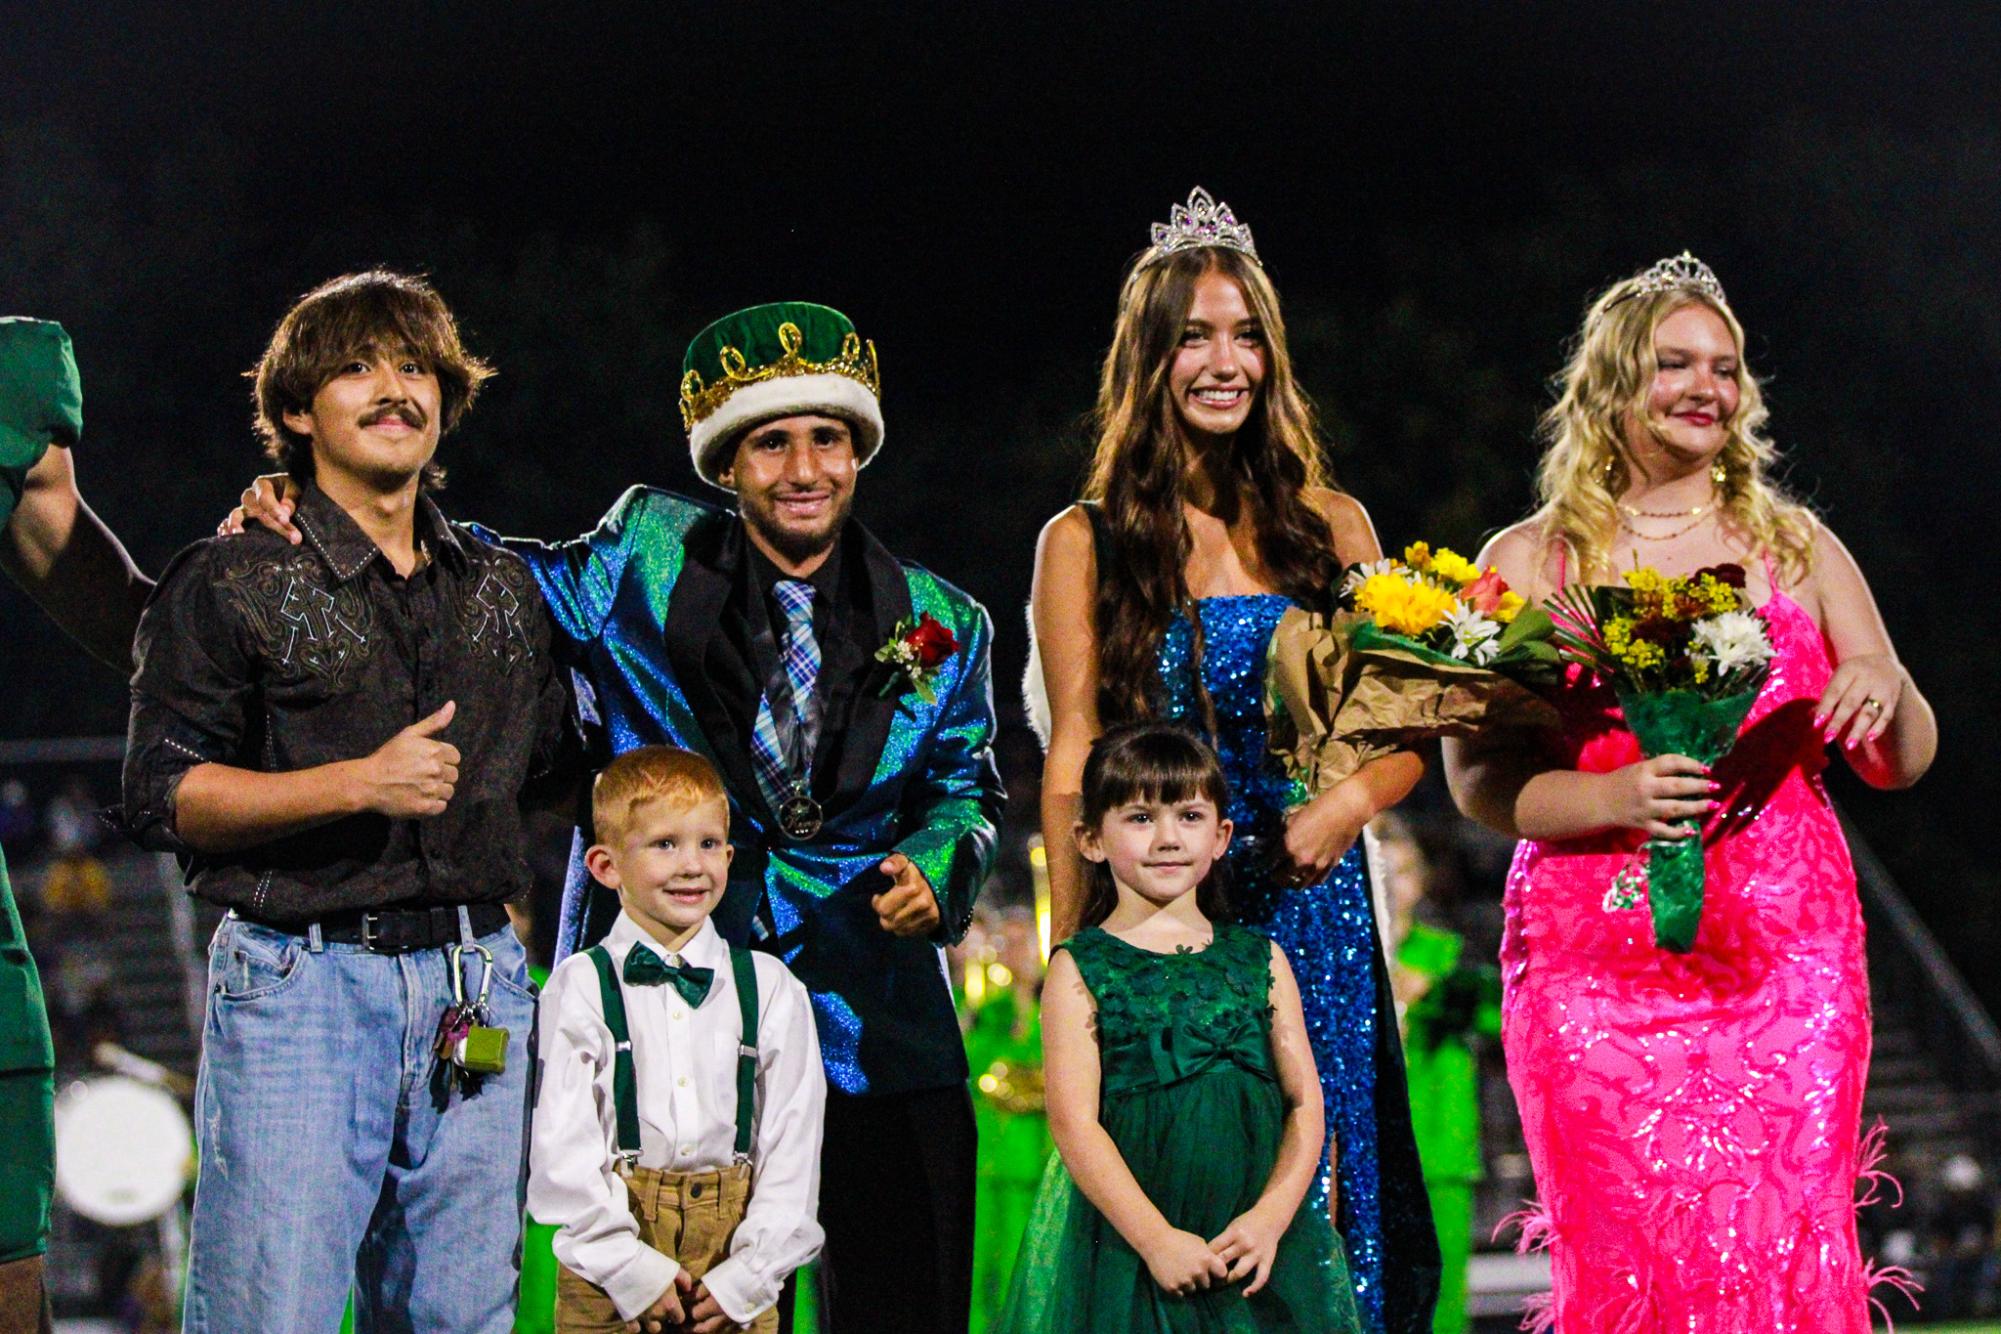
[1084,246,1345,728]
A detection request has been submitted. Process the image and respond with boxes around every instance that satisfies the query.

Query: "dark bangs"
[1076,723,1235,930]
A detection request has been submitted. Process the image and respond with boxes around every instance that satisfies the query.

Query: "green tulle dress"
[992,924,1363,1333]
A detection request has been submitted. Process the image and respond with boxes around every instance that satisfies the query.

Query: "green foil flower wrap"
[1615,682,1763,952]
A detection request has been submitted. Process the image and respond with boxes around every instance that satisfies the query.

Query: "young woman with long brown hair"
[1028,189,1438,1333]
[1444,254,1936,1331]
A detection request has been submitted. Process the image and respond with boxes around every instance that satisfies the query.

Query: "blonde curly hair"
[1532,271,1815,585]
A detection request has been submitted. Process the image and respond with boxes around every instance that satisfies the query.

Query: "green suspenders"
[585,943,761,1166]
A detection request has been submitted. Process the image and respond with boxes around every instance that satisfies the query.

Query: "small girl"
[995,722,1363,1333]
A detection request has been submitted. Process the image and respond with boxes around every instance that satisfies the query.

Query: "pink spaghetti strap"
[1554,541,1570,589]
[1762,549,1779,592]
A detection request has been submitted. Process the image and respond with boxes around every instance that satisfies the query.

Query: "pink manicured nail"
[1867,729,1882,742]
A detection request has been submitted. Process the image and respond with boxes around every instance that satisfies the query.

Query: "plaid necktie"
[749,579,821,815]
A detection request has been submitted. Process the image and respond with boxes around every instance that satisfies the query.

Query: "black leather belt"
[241,902,512,955]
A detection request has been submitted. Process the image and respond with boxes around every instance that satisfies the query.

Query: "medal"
[778,788,824,841]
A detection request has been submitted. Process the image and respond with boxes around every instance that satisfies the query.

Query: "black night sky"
[5,2,1997,993]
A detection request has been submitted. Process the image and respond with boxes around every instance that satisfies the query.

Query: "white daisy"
[1444,604,1501,664]
[1691,610,1774,680]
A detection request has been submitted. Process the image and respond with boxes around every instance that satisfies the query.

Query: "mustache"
[360,402,429,429]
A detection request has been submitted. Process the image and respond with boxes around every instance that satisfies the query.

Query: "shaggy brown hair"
[249,270,494,489]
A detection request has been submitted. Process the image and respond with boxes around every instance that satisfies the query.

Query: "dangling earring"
[1710,459,1729,489]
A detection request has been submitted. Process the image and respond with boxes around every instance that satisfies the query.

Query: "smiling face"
[720,413,859,571]
[282,348,443,494]
[1629,302,1741,468]
[587,794,734,950]
[1076,793,1233,910]
[1167,270,1267,442]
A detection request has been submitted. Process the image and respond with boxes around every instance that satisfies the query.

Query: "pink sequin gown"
[1501,585,1895,1332]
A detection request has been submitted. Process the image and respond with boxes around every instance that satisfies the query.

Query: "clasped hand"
[628,1271,744,1334]
[1142,1205,1286,1298]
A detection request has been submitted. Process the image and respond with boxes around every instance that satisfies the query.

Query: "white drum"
[52,1075,195,1226]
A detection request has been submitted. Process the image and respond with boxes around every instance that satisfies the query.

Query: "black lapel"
[663,513,770,823]
[827,519,913,813]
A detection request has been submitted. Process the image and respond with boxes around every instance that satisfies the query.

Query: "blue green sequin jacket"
[498,487,1002,1095]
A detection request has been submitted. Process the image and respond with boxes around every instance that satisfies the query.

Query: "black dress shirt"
[122,483,580,924]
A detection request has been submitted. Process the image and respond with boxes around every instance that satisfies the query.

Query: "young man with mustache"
[125,271,580,1332]
[240,300,1004,1333]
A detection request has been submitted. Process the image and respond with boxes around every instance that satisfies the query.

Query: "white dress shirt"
[529,912,826,1323]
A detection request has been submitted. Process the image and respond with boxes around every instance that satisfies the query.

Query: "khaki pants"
[556,1163,776,1333]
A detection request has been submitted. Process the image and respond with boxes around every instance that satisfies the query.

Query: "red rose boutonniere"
[875,613,959,704]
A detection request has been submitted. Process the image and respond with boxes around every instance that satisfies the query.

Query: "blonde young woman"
[1030,189,1438,1333]
[1444,254,1937,1331]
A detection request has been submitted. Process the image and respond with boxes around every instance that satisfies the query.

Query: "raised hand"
[872,853,941,937]
[1593,754,1716,840]
[1141,1225,1230,1297]
[354,701,461,818]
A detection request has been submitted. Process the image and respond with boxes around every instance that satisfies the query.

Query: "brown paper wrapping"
[1264,606,1562,793]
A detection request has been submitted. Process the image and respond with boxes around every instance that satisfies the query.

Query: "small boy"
[530,747,825,1333]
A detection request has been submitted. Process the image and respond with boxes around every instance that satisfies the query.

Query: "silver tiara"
[1616,251,1727,306]
[1142,187,1260,267]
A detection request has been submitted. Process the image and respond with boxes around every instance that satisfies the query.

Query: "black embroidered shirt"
[121,483,580,923]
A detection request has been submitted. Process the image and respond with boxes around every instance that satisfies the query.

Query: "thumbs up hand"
[355,701,462,818]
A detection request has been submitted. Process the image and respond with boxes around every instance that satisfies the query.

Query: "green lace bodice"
[1060,923,1275,1099]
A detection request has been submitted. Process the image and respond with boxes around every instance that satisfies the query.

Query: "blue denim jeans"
[182,911,537,1333]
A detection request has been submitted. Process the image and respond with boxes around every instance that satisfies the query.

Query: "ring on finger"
[1864,697,1885,713]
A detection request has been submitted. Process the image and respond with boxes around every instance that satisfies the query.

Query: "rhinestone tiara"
[1141,186,1261,267]
[1614,251,1727,307]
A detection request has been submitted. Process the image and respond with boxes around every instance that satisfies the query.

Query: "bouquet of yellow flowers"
[1548,563,1774,952]
[1266,542,1561,792]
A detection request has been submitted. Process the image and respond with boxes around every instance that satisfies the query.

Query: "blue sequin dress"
[1157,596,1439,1334]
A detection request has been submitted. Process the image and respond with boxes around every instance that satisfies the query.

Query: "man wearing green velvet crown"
[535,301,1002,1334]
[249,301,1004,1332]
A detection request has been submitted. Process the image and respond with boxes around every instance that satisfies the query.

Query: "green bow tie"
[623,945,714,1007]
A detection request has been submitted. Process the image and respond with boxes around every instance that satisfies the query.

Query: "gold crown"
[678,321,881,431]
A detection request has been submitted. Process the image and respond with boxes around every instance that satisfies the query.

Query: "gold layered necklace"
[1617,492,1717,542]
